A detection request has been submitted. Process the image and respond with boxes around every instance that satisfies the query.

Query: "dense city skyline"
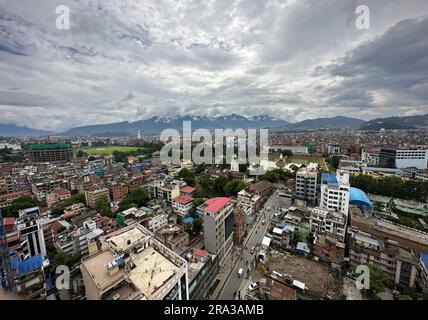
[1,0,428,131]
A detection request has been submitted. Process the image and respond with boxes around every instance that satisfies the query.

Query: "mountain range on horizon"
[1,113,428,137]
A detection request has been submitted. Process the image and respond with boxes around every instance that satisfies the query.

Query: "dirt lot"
[268,251,342,299]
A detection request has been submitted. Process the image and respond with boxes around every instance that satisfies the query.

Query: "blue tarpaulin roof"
[11,255,46,276]
[349,187,373,208]
[183,217,193,224]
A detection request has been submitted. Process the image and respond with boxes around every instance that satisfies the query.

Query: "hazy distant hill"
[276,116,365,131]
[0,124,46,137]
[61,115,290,136]
[360,113,428,130]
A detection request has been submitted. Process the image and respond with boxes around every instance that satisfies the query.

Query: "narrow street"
[218,190,291,300]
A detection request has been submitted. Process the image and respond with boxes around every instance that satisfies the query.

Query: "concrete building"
[249,180,273,201]
[31,179,68,202]
[233,206,247,244]
[320,171,350,216]
[80,223,189,300]
[108,182,129,202]
[85,188,110,208]
[28,143,75,163]
[269,145,309,154]
[10,254,51,299]
[145,214,168,232]
[237,189,260,214]
[361,148,380,166]
[186,249,219,300]
[172,195,194,218]
[155,223,189,252]
[55,219,103,257]
[349,231,419,289]
[309,207,347,242]
[63,202,88,219]
[395,148,428,169]
[116,207,148,226]
[0,190,32,209]
[313,234,345,265]
[198,197,234,265]
[145,179,181,203]
[295,167,317,205]
[327,143,341,156]
[46,187,71,207]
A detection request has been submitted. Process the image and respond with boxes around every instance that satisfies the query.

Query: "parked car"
[248,282,259,292]
[250,246,255,254]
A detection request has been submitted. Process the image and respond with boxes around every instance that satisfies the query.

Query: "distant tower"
[137,130,141,140]
[231,154,239,172]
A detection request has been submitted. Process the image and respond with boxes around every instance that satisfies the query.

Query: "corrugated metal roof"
[349,187,373,208]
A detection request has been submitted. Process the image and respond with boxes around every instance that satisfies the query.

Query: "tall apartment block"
[320,171,350,216]
[198,197,234,265]
[295,167,318,205]
[16,207,47,259]
[28,143,75,163]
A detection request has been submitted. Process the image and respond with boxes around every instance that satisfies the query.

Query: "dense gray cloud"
[0,0,428,130]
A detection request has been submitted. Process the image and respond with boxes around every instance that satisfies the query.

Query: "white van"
[238,268,244,277]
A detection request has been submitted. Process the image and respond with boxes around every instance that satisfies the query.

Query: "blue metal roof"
[349,187,373,208]
[421,253,428,269]
[321,173,338,185]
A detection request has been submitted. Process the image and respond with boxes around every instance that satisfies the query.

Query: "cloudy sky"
[1,0,428,131]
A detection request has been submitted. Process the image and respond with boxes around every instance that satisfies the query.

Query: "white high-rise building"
[198,197,234,265]
[320,171,350,216]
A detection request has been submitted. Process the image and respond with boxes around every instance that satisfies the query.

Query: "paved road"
[219,190,291,300]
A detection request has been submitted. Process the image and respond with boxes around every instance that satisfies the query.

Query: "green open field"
[81,146,140,155]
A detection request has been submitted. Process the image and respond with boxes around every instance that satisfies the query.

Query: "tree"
[192,218,203,235]
[262,170,279,183]
[224,180,246,196]
[373,201,384,212]
[178,168,196,186]
[281,150,293,157]
[362,264,388,297]
[193,197,204,207]
[2,196,39,217]
[184,222,193,234]
[77,150,88,158]
[329,156,341,170]
[94,197,113,218]
[51,193,86,216]
[118,187,148,212]
[50,250,81,269]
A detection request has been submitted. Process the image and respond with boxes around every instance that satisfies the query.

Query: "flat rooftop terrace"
[128,246,179,299]
[81,249,125,289]
[104,225,151,251]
